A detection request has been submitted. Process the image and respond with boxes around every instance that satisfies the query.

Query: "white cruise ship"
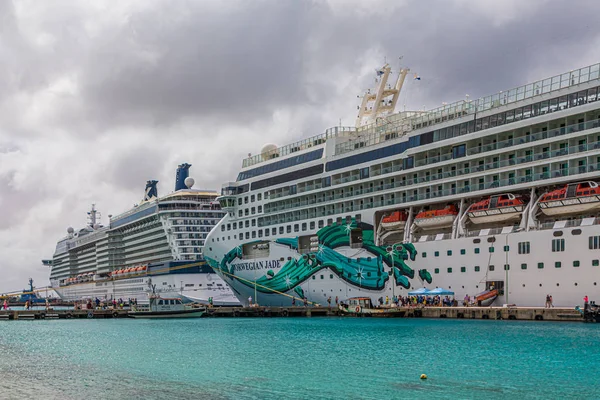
[205,62,600,308]
[44,164,240,305]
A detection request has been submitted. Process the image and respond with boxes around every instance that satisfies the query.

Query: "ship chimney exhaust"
[175,163,191,191]
[144,180,159,201]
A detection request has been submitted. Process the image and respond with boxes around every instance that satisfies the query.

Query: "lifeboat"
[539,181,600,216]
[380,211,408,230]
[414,205,458,229]
[476,289,499,306]
[467,194,525,225]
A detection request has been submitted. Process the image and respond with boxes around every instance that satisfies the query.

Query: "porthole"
[575,283,578,286]
[539,284,542,287]
[522,284,526,287]
[571,229,582,235]
[553,231,563,237]
[556,283,559,286]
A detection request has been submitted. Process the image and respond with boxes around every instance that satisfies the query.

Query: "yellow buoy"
[420,374,427,380]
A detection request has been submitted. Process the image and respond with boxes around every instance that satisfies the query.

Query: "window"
[245,220,249,228]
[538,262,544,269]
[294,224,299,232]
[434,251,440,257]
[257,206,262,213]
[301,223,307,231]
[251,207,256,215]
[518,241,530,254]
[447,250,452,256]
[489,265,495,271]
[504,264,510,270]
[422,252,427,258]
[447,268,453,273]
[555,261,562,268]
[309,221,315,230]
[489,247,495,253]
[245,232,249,239]
[552,238,565,252]
[251,195,255,202]
[503,245,510,252]
[318,220,324,229]
[251,219,256,227]
[434,268,439,274]
[279,227,284,234]
[286,226,292,233]
[589,236,600,249]
[474,266,480,272]
[573,260,580,267]
[251,231,256,238]
[238,148,324,181]
[474,248,480,254]
[460,267,466,273]
[521,263,527,270]
[452,144,466,159]
[350,229,363,249]
[593,259,599,266]
[460,249,466,255]
[572,229,582,235]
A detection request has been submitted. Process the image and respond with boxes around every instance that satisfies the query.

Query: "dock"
[0,306,589,321]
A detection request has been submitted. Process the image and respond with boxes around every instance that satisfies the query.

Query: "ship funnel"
[175,163,191,191]
[144,180,159,201]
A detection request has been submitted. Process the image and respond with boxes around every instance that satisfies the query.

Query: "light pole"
[387,246,395,303]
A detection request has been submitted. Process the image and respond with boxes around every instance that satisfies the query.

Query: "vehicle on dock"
[128,295,206,319]
[339,297,405,317]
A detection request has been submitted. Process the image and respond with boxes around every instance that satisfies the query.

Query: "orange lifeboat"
[380,211,408,230]
[414,205,458,229]
[539,181,600,216]
[467,194,525,225]
[476,289,499,306]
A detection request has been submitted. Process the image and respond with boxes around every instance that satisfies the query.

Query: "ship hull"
[52,272,240,305]
[206,216,600,308]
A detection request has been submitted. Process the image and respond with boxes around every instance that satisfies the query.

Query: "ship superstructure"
[47,164,239,305]
[205,62,600,307]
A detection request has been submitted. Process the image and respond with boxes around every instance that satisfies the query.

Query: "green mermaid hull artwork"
[205,219,432,306]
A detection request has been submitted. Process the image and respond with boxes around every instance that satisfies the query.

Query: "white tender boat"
[128,296,205,318]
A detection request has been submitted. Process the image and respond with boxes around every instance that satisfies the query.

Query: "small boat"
[539,181,600,216]
[380,211,408,230]
[128,295,205,318]
[338,297,404,317]
[414,205,458,229]
[475,289,498,306]
[467,194,525,225]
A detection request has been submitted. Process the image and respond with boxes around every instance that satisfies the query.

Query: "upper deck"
[240,62,600,170]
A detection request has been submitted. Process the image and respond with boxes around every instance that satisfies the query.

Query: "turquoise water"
[0,318,599,399]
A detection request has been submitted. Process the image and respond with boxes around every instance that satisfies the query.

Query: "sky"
[1,0,600,293]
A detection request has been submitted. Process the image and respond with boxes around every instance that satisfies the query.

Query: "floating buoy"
[420,374,427,380]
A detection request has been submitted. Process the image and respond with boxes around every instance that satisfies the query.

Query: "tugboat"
[539,181,600,216]
[414,204,458,229]
[467,194,525,225]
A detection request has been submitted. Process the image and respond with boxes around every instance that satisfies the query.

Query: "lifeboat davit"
[539,181,600,216]
[414,205,458,229]
[380,211,408,230]
[467,194,525,225]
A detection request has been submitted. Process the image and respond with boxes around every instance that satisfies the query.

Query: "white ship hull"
[206,218,600,308]
[52,272,240,306]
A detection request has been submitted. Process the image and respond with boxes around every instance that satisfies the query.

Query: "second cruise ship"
[44,164,240,305]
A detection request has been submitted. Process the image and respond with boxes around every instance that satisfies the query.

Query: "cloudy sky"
[1,0,600,293]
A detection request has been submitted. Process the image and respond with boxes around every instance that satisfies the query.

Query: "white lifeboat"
[539,181,600,216]
[467,194,525,225]
[414,205,458,230]
[380,211,408,230]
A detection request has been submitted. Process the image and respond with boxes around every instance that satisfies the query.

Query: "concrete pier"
[0,306,586,322]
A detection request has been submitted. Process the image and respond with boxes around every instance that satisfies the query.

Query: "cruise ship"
[44,164,240,305]
[205,62,600,307]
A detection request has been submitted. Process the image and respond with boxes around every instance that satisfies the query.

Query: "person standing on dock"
[549,295,554,308]
[327,297,331,309]
[248,296,253,307]
[545,294,551,308]
[2,299,7,310]
[335,296,338,306]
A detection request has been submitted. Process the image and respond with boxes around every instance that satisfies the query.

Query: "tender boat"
[475,289,499,306]
[414,205,458,229]
[338,297,404,316]
[539,181,600,216]
[467,194,525,225]
[128,295,206,318]
[380,211,408,230]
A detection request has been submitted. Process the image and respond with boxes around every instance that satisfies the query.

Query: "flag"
[413,74,421,81]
